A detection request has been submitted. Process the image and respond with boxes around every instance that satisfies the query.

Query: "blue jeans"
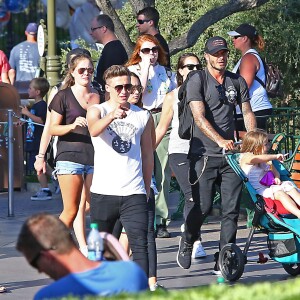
[53,161,94,178]
[90,193,149,276]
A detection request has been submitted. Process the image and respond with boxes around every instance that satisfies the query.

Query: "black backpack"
[178,70,206,140]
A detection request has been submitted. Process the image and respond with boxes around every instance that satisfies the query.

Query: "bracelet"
[36,155,45,159]
[38,153,45,156]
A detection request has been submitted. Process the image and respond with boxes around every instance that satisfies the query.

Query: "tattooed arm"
[241,101,256,132]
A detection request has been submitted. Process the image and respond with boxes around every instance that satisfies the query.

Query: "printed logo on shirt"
[107,121,138,154]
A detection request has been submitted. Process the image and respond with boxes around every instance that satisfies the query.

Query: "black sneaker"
[156,224,171,238]
[212,252,221,275]
[176,237,193,269]
[31,189,52,201]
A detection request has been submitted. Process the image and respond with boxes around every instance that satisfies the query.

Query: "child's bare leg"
[287,188,300,207]
[274,191,300,218]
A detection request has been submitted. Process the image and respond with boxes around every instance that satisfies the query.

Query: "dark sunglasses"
[90,25,104,32]
[140,46,159,55]
[182,64,201,71]
[131,85,143,94]
[77,67,94,75]
[233,36,243,39]
[107,83,132,94]
[30,251,42,269]
[137,19,151,24]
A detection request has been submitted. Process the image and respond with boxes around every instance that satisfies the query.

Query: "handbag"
[259,170,275,187]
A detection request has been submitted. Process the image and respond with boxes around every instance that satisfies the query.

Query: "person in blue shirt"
[16,213,149,300]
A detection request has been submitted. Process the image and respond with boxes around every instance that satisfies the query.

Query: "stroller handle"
[222,141,242,156]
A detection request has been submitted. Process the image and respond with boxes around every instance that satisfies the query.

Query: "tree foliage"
[95,0,300,102]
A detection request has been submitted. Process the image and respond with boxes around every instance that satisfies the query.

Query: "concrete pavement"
[0,189,295,299]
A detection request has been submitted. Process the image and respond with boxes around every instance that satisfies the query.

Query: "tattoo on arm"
[242,102,257,131]
[189,101,223,144]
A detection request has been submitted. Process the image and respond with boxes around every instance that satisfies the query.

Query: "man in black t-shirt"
[176,36,256,272]
[90,15,128,92]
[136,7,170,68]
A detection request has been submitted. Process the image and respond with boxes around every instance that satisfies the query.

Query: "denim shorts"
[53,161,94,178]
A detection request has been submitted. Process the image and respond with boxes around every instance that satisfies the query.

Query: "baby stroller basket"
[217,152,300,282]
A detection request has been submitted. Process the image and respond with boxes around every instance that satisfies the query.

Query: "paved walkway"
[0,190,294,299]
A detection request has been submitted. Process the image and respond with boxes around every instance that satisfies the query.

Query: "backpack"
[244,52,283,98]
[255,62,283,98]
[178,70,206,140]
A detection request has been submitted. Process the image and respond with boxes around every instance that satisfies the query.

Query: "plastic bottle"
[87,223,103,261]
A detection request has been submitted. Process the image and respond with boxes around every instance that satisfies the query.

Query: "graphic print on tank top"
[107,121,137,153]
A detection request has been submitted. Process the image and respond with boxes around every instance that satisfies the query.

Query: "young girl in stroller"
[240,129,300,218]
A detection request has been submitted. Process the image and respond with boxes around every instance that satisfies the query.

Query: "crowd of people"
[1,6,283,298]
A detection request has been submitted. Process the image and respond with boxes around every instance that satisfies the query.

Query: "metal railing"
[0,110,15,217]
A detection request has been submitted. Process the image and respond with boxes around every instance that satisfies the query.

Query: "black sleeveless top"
[49,88,94,166]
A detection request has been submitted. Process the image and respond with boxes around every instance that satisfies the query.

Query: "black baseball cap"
[228,24,258,39]
[204,36,229,55]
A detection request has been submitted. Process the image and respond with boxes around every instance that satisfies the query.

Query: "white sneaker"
[180,223,185,233]
[192,240,206,258]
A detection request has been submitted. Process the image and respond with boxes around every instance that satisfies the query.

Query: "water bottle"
[87,223,103,261]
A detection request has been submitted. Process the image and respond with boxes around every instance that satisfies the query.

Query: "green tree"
[95,0,300,101]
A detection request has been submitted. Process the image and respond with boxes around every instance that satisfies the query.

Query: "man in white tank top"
[86,65,153,277]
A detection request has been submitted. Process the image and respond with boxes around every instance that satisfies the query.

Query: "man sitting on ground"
[16,213,148,300]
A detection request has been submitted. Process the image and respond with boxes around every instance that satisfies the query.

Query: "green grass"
[57,277,300,299]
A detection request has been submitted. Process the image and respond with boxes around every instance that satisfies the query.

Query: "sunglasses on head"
[140,46,159,55]
[233,35,243,39]
[183,64,201,71]
[137,19,151,24]
[131,85,143,94]
[108,84,133,94]
[77,67,94,75]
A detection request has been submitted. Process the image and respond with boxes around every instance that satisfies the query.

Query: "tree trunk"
[95,0,135,54]
[169,0,270,55]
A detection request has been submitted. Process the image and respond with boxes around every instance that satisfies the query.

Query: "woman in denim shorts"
[49,53,100,255]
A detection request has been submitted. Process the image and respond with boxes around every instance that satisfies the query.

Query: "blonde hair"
[241,129,268,155]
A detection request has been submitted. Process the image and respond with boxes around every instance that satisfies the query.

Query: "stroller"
[219,142,300,282]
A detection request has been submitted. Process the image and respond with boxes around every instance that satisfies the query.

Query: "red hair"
[125,34,168,67]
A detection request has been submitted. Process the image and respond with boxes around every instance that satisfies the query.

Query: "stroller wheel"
[282,263,300,276]
[219,243,245,282]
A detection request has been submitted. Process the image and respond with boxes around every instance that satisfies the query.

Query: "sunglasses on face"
[30,251,42,269]
[77,67,94,75]
[182,64,201,71]
[107,83,133,94]
[90,25,104,32]
[131,85,143,94]
[137,19,151,24]
[233,36,243,39]
[140,46,159,55]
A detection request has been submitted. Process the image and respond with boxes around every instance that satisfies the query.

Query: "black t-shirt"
[48,88,94,166]
[186,69,250,156]
[95,40,128,90]
[154,33,170,68]
[26,100,47,151]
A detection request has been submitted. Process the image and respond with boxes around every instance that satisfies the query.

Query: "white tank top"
[232,48,272,114]
[128,64,176,110]
[168,89,190,154]
[90,102,150,196]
